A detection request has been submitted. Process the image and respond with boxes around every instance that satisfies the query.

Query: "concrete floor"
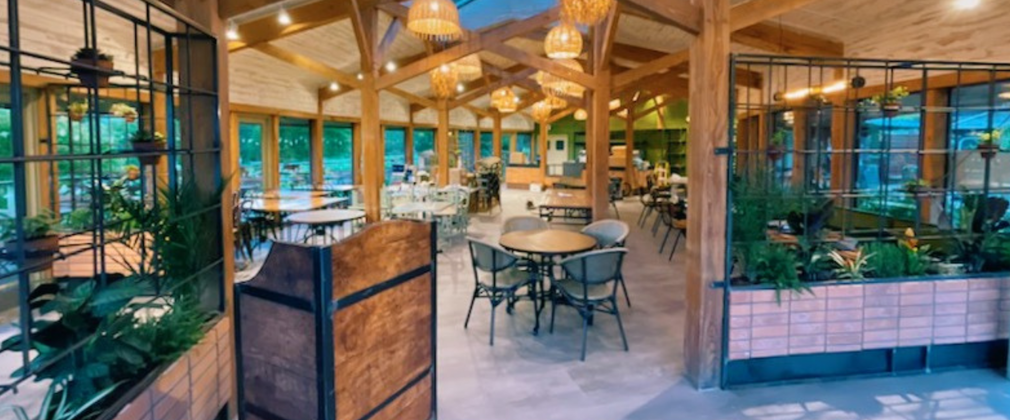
[434,189,1010,420]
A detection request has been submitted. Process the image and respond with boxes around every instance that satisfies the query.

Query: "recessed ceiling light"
[954,0,981,10]
[278,8,292,25]
[329,82,339,92]
[226,21,240,41]
[457,84,465,93]
[386,61,397,72]
[356,73,364,80]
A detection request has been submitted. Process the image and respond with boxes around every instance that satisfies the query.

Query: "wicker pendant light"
[491,87,518,113]
[531,100,553,122]
[544,22,582,59]
[430,63,459,99]
[544,94,567,109]
[574,109,588,121]
[560,0,614,26]
[538,59,586,98]
[407,0,462,42]
[455,54,483,81]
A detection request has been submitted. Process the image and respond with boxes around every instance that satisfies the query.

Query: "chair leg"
[489,299,498,346]
[549,296,558,334]
[580,308,591,362]
[668,231,683,262]
[463,288,478,329]
[619,276,631,308]
[659,225,672,254]
[613,298,629,352]
[651,215,662,236]
[612,202,620,219]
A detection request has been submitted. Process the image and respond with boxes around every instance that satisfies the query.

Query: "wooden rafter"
[729,0,821,32]
[220,0,285,19]
[254,43,362,89]
[619,0,701,35]
[376,17,403,68]
[593,3,621,73]
[349,0,378,72]
[226,1,367,53]
[450,68,538,108]
[732,22,844,57]
[611,51,690,89]
[547,107,579,124]
[485,43,597,90]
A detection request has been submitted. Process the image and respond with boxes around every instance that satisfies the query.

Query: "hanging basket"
[69,110,86,122]
[881,102,901,118]
[978,143,999,159]
[71,57,114,88]
[132,141,165,165]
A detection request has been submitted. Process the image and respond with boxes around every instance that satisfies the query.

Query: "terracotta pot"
[978,143,999,159]
[69,111,86,122]
[71,57,114,88]
[132,141,165,165]
[881,102,901,118]
[4,234,59,258]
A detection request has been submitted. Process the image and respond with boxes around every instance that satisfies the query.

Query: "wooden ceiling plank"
[220,0,283,19]
[612,50,690,89]
[731,22,844,57]
[619,0,701,35]
[729,0,820,32]
[253,43,362,89]
[376,17,403,68]
[227,1,362,53]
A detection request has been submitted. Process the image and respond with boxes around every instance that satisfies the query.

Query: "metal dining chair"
[465,238,540,346]
[502,215,548,233]
[581,220,632,307]
[550,248,630,361]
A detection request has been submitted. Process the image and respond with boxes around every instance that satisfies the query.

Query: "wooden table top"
[499,229,597,255]
[246,197,348,213]
[261,190,328,199]
[541,189,591,210]
[286,209,366,225]
[553,177,587,189]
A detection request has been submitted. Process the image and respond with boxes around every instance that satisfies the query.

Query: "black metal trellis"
[0,0,223,397]
[720,54,1010,388]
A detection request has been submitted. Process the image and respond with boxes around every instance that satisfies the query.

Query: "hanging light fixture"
[491,87,518,113]
[560,0,615,26]
[455,54,483,81]
[544,94,566,109]
[544,22,583,59]
[574,109,588,121]
[539,59,586,98]
[430,63,459,99]
[531,100,553,122]
[407,0,462,42]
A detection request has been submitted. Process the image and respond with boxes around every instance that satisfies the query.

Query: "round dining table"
[286,209,366,244]
[499,229,597,333]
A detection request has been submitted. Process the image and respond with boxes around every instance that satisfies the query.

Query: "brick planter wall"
[110,317,233,420]
[728,277,1010,360]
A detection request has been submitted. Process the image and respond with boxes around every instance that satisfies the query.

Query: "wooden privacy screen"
[235,220,436,420]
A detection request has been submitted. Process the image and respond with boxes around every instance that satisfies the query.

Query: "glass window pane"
[384,126,406,183]
[854,93,922,220]
[278,118,311,189]
[414,128,435,171]
[480,132,494,159]
[238,122,263,190]
[458,130,474,170]
[323,123,353,185]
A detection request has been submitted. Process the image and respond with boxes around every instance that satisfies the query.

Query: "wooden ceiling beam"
[226,1,365,53]
[618,0,701,35]
[376,17,403,68]
[547,107,579,124]
[593,4,622,73]
[220,0,284,19]
[612,51,689,89]
[375,7,559,90]
[485,43,598,90]
[254,43,362,89]
[732,22,844,57]
[729,0,821,32]
[450,67,538,109]
[349,0,378,73]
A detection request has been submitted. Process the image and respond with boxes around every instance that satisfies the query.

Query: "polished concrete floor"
[434,189,1010,420]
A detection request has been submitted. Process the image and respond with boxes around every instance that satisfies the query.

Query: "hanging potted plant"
[976,128,1001,159]
[767,128,788,161]
[110,103,138,123]
[68,101,89,122]
[903,178,930,195]
[870,86,909,118]
[1,211,60,261]
[130,129,166,165]
[70,47,114,88]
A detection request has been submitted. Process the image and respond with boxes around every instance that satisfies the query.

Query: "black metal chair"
[465,238,540,346]
[550,248,630,361]
[608,177,623,219]
[581,220,632,307]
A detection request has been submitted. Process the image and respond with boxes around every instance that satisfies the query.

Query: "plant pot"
[69,110,86,122]
[936,262,966,276]
[123,114,136,123]
[71,58,114,88]
[766,145,784,162]
[4,234,60,258]
[131,141,165,165]
[978,143,999,159]
[881,102,901,118]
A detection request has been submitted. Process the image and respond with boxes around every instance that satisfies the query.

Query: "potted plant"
[124,164,141,181]
[869,86,909,117]
[130,130,166,165]
[828,248,873,280]
[976,128,1001,159]
[903,178,930,195]
[110,103,138,123]
[1,211,60,259]
[767,129,788,161]
[70,47,114,88]
[68,101,89,122]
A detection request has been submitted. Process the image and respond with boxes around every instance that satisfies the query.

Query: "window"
[480,131,494,160]
[238,122,264,190]
[854,93,922,220]
[0,108,11,217]
[458,130,475,170]
[278,118,311,190]
[517,132,532,163]
[769,111,795,185]
[384,126,406,183]
[804,108,833,190]
[948,82,1010,227]
[323,123,353,185]
[414,128,435,170]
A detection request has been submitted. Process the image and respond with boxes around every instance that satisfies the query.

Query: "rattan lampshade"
[531,100,553,121]
[544,94,567,109]
[430,63,459,99]
[491,87,518,113]
[544,22,582,59]
[560,0,614,25]
[574,109,588,121]
[538,59,586,98]
[407,0,462,42]
[455,54,483,81]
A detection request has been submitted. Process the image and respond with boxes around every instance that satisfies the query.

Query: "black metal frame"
[0,0,223,400]
[718,53,1010,388]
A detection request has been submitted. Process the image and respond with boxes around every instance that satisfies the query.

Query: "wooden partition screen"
[235,220,436,420]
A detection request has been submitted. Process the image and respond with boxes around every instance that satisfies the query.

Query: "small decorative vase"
[881,102,901,118]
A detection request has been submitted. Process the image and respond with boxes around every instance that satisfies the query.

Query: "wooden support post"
[361,76,383,221]
[265,115,281,190]
[792,109,808,187]
[493,113,503,158]
[311,117,324,187]
[625,110,636,190]
[474,125,482,161]
[539,121,549,180]
[685,0,730,390]
[588,73,611,220]
[437,101,450,186]
[353,122,363,185]
[830,106,854,211]
[406,121,415,165]
[922,88,949,223]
